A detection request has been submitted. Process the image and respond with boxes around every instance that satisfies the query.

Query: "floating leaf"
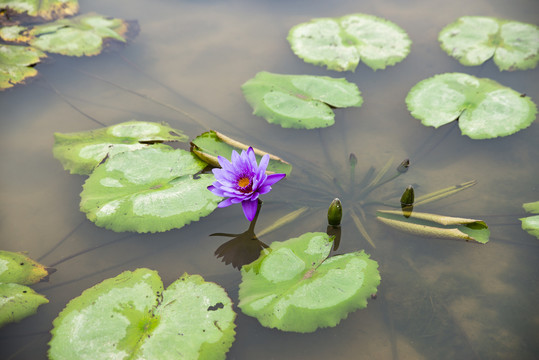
[49,269,236,360]
[238,232,380,333]
[80,145,221,233]
[0,0,79,22]
[0,13,137,56]
[191,130,292,175]
[0,44,45,90]
[241,71,363,129]
[377,210,490,244]
[520,201,539,239]
[53,120,188,175]
[0,283,49,328]
[439,16,539,71]
[0,250,52,328]
[287,13,411,71]
[406,73,537,139]
[0,250,51,285]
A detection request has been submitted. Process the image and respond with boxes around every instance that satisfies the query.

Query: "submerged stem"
[350,207,376,249]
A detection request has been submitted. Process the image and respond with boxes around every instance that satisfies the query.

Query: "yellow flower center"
[237,177,250,188]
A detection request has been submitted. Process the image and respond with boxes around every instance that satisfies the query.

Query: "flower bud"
[327,198,342,226]
[349,153,358,168]
[400,185,414,206]
[397,158,410,173]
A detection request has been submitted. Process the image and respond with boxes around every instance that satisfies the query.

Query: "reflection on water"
[1,0,539,359]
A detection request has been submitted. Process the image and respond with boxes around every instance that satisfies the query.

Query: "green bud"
[327,198,343,226]
[400,185,414,206]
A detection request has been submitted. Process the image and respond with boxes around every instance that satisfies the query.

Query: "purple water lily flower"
[207,147,286,221]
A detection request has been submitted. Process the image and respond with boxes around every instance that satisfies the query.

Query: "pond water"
[1,0,539,359]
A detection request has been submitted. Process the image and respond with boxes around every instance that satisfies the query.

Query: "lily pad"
[521,201,539,239]
[406,73,537,139]
[0,283,49,328]
[0,12,137,56]
[241,71,363,129]
[53,120,188,175]
[287,13,411,71]
[377,210,490,244]
[238,232,380,333]
[439,16,539,71]
[191,130,293,175]
[0,44,45,90]
[80,145,221,233]
[0,250,52,328]
[0,250,51,285]
[0,0,79,22]
[49,269,236,360]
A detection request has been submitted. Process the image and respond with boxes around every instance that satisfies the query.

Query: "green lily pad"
[287,13,411,71]
[49,269,236,360]
[241,71,363,129]
[377,210,490,244]
[53,120,188,175]
[406,73,537,139]
[0,44,46,90]
[0,250,51,285]
[521,201,539,239]
[439,16,539,71]
[0,250,52,328]
[191,130,293,176]
[80,145,221,233]
[0,283,49,328]
[238,232,380,333]
[0,0,79,21]
[0,13,137,57]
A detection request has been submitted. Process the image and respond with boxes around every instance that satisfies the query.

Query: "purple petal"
[207,185,227,197]
[217,155,233,170]
[264,173,286,186]
[258,154,270,173]
[246,147,258,169]
[217,198,235,208]
[242,199,258,221]
[257,184,272,195]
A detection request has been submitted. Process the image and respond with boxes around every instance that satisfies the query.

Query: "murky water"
[1,0,539,359]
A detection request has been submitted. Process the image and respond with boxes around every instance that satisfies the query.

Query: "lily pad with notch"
[53,120,188,175]
[191,130,292,175]
[80,145,221,233]
[406,73,537,139]
[238,232,380,333]
[0,12,138,57]
[520,201,539,239]
[48,269,236,360]
[439,16,539,71]
[0,44,46,90]
[287,13,411,72]
[241,71,363,129]
[377,210,490,244]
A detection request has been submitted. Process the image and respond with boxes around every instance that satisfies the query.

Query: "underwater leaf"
[54,120,188,175]
[0,0,79,21]
[241,71,363,129]
[0,13,137,56]
[439,16,539,71]
[0,250,51,285]
[287,13,411,71]
[49,269,236,360]
[521,201,539,239]
[238,232,380,333]
[191,130,293,175]
[80,146,221,233]
[377,210,490,244]
[0,283,49,328]
[406,73,537,139]
[0,44,45,90]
